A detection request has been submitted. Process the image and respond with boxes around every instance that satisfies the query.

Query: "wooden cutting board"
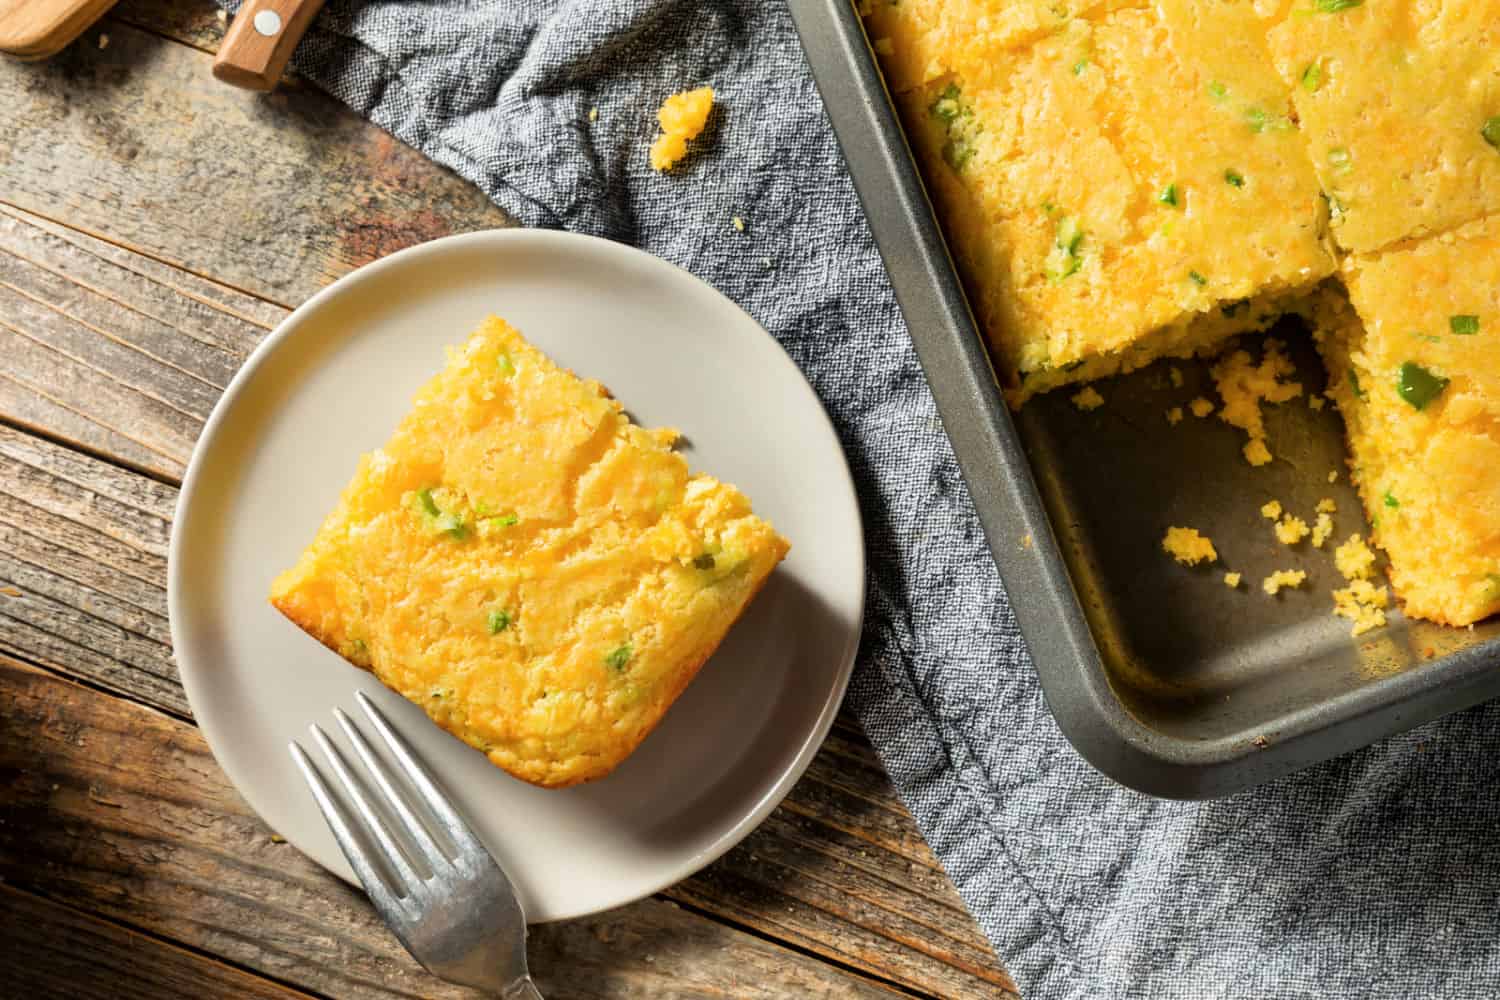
[0,0,118,60]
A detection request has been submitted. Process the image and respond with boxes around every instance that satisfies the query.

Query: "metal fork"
[289,691,543,999]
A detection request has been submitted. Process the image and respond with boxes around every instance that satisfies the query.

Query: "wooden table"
[0,3,1015,997]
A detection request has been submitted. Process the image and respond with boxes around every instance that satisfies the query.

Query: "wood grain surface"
[0,2,1015,996]
[0,884,314,1000]
[0,657,912,999]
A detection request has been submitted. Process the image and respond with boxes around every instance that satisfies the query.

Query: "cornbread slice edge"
[1314,221,1500,626]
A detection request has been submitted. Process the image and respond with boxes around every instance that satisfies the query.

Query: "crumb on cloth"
[650,86,714,171]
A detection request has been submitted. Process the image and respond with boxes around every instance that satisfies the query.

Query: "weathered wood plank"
[111,0,226,53]
[0,422,185,710]
[1,203,286,338]
[0,656,906,1000]
[0,884,315,1000]
[0,313,202,477]
[0,420,1010,997]
[0,18,509,312]
[1,224,246,389]
[0,203,278,478]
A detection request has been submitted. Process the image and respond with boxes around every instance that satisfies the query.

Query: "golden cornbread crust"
[271,316,790,787]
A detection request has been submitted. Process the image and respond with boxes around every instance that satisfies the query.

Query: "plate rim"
[167,227,866,920]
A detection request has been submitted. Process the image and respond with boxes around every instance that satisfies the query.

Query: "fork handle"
[212,0,325,91]
[502,977,543,1000]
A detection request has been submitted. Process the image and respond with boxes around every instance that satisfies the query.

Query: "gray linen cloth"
[230,0,1500,995]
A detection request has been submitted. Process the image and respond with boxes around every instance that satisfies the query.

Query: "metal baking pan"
[788,0,1500,798]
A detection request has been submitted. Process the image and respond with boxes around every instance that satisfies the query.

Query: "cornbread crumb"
[1260,500,1282,520]
[1224,572,1242,589]
[1211,340,1302,466]
[1335,534,1378,582]
[1189,397,1214,418]
[1274,516,1309,546]
[1166,406,1184,425]
[1309,395,1325,411]
[1311,512,1334,549]
[732,216,746,233]
[1071,387,1105,412]
[1262,570,1307,596]
[650,86,714,171]
[1163,527,1217,566]
[1169,368,1184,389]
[1333,579,1389,637]
[589,107,599,122]
[1327,470,1339,484]
[1316,498,1337,514]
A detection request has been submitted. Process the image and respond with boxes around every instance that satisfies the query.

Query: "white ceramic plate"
[168,230,864,922]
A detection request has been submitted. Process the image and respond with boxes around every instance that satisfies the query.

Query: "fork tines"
[289,691,487,903]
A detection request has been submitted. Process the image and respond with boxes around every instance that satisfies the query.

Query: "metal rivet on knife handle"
[212,0,325,92]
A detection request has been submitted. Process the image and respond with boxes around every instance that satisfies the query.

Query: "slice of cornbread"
[882,1,1333,403]
[1316,217,1500,626]
[270,317,789,787]
[1262,0,1500,253]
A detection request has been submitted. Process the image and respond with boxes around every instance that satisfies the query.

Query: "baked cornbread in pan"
[1262,0,1500,254]
[1316,217,1500,627]
[869,0,1334,404]
[270,316,790,787]
[861,0,1500,626]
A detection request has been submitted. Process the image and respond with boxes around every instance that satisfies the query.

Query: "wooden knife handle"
[212,0,325,91]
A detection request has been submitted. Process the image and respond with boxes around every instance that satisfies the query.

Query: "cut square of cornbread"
[882,1,1334,403]
[1262,0,1500,253]
[270,316,790,787]
[1315,216,1500,626]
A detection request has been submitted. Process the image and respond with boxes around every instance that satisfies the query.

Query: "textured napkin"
[232,1,1500,996]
